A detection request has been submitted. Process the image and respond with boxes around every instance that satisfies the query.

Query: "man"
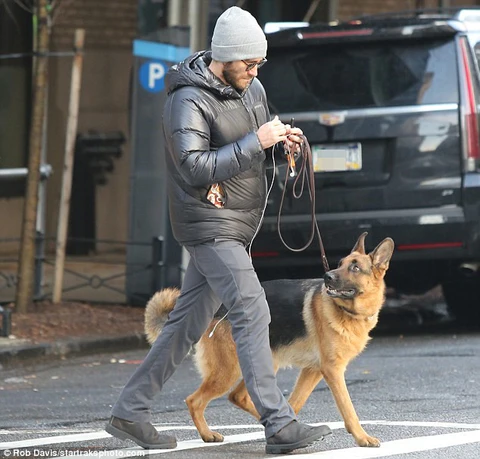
[106,6,332,455]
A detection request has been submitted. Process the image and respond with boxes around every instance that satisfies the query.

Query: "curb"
[0,334,149,369]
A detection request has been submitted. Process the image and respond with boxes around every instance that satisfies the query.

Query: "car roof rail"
[349,7,480,22]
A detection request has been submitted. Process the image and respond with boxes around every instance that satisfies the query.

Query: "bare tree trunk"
[15,0,50,313]
[53,29,85,304]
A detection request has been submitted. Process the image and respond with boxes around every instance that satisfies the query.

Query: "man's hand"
[283,124,304,155]
[257,116,289,149]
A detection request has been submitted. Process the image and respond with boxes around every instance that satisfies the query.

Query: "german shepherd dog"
[144,232,394,448]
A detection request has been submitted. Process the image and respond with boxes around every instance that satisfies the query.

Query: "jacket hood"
[165,51,245,99]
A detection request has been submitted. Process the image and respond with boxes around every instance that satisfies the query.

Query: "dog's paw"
[356,435,381,447]
[201,431,224,443]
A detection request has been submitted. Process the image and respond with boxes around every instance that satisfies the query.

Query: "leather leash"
[278,132,330,273]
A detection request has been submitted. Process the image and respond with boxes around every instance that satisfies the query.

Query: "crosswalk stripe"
[281,429,480,458]
[2,420,480,458]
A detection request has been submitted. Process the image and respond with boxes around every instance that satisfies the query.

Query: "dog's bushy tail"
[144,287,180,345]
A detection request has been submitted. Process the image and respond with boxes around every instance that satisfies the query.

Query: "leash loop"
[278,134,330,273]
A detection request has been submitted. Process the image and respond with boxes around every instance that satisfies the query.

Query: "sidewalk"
[0,333,148,369]
[0,300,449,370]
[0,253,150,369]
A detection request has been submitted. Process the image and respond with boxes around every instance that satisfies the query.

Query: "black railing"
[0,235,183,310]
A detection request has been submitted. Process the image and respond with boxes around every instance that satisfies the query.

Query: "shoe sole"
[265,430,331,454]
[105,423,177,450]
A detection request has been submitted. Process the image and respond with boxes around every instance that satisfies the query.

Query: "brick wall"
[51,0,137,50]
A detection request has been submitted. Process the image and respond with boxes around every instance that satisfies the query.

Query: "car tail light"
[459,39,480,172]
[396,242,463,251]
[298,29,373,40]
[251,251,279,258]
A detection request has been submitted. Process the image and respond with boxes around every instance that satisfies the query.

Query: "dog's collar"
[337,304,377,321]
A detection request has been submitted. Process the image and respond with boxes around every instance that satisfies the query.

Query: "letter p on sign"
[139,60,168,93]
[149,63,165,88]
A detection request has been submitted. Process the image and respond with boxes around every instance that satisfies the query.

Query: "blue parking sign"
[139,60,168,93]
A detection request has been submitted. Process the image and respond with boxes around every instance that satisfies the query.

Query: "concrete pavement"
[0,282,453,370]
[0,333,148,369]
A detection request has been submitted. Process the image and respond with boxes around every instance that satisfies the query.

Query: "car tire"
[441,272,480,324]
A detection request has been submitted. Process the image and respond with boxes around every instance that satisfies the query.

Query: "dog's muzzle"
[324,271,357,299]
[325,285,357,298]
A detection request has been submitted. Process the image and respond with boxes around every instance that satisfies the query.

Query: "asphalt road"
[1,323,480,459]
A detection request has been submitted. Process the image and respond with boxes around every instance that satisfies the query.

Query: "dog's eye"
[351,264,360,272]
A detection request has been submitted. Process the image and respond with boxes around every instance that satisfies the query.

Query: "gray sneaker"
[266,420,332,454]
[105,416,177,449]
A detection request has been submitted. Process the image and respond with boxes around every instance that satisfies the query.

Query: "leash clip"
[287,117,297,177]
[288,156,296,177]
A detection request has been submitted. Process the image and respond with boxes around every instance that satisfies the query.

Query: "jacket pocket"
[206,182,227,208]
[252,102,268,128]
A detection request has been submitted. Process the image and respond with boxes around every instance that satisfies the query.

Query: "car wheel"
[441,272,480,324]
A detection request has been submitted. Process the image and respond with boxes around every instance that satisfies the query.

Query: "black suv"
[253,9,480,322]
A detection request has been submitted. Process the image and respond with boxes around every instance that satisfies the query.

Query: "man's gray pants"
[112,239,296,438]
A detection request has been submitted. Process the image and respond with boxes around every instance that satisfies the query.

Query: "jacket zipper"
[240,96,270,250]
[241,98,259,129]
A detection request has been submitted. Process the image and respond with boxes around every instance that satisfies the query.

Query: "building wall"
[46,0,137,254]
[0,0,137,256]
[0,0,137,255]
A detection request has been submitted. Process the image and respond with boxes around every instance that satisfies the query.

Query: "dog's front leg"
[323,367,380,447]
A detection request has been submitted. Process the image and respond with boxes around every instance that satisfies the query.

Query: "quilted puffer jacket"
[163,51,272,246]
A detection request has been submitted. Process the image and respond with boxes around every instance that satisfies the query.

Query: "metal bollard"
[34,231,45,299]
[0,305,12,337]
[151,236,165,292]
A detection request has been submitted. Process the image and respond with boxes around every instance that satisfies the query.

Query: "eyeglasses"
[241,58,267,72]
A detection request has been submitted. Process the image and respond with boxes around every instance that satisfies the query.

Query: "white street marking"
[83,432,267,458]
[0,425,264,449]
[0,429,96,436]
[0,432,110,450]
[1,420,479,458]
[362,420,480,429]
[282,429,480,458]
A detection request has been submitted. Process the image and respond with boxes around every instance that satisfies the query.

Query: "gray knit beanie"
[211,6,267,62]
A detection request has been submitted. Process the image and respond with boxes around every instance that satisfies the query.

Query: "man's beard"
[222,65,252,93]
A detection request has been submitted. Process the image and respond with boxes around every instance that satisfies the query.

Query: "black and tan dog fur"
[144,232,394,447]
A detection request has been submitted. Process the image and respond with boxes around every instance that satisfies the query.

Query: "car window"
[472,40,480,76]
[261,38,458,112]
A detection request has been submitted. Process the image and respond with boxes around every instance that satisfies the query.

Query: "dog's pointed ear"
[351,232,368,255]
[370,238,395,273]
